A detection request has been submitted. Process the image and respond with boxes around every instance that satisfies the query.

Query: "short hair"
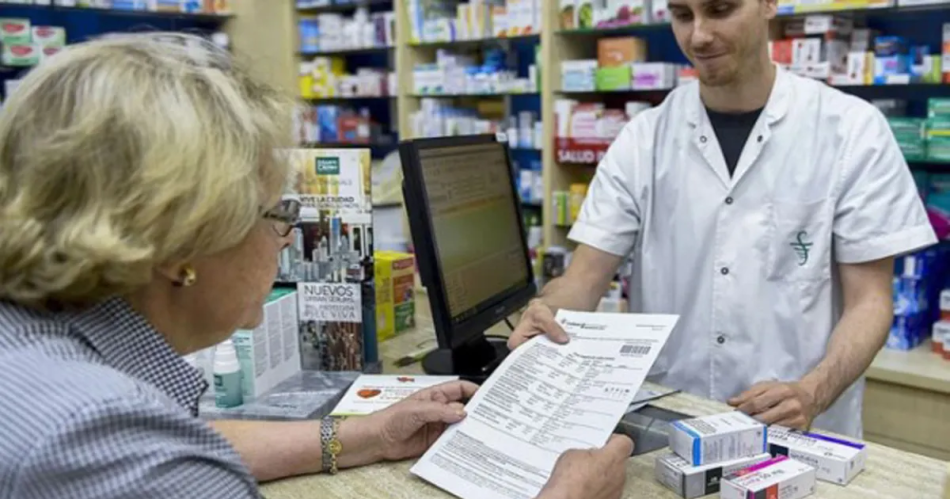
[0,33,294,309]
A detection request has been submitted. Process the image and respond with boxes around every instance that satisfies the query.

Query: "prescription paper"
[410,310,679,499]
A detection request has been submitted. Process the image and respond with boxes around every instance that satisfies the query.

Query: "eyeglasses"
[262,199,301,237]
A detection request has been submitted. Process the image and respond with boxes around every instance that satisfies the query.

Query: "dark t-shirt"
[706,107,764,177]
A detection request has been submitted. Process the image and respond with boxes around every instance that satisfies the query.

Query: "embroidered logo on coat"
[789,231,813,266]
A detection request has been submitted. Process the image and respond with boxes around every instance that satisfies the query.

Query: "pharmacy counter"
[864,341,950,461]
[260,381,948,499]
[260,301,949,499]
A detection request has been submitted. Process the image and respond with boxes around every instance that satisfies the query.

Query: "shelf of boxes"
[294,0,397,155]
[410,33,540,48]
[0,4,233,107]
[296,0,392,15]
[0,2,232,20]
[299,46,393,56]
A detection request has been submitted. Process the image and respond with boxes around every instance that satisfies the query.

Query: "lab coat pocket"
[767,200,832,283]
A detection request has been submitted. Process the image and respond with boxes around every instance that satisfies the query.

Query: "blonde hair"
[0,33,294,309]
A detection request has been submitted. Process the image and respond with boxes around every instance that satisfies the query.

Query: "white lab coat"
[569,67,937,437]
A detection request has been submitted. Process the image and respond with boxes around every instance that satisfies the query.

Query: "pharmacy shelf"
[305,95,396,102]
[410,92,540,98]
[909,159,950,171]
[7,4,231,22]
[559,88,673,95]
[510,147,543,152]
[299,46,393,57]
[558,23,672,37]
[521,201,544,208]
[301,141,397,149]
[296,0,392,14]
[409,33,540,49]
[775,1,950,16]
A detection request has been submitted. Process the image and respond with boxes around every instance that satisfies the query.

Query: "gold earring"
[177,266,197,287]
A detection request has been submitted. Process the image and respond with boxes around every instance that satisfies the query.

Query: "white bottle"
[213,339,243,408]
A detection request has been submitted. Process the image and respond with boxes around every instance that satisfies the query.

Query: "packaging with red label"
[721,455,816,499]
[32,26,66,47]
[2,44,40,67]
[0,19,32,45]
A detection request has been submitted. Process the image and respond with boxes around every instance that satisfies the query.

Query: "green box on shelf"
[596,66,632,91]
[929,99,950,119]
[888,117,926,136]
[927,137,950,162]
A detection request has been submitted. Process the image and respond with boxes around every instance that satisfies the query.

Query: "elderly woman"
[0,34,632,499]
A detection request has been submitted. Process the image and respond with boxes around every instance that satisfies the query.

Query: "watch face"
[329,440,343,454]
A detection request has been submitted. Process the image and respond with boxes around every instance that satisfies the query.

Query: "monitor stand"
[422,335,509,384]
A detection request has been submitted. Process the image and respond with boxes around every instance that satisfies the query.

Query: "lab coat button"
[700,135,708,143]
[725,197,734,205]
[720,267,730,275]
[717,335,726,345]
[757,135,763,143]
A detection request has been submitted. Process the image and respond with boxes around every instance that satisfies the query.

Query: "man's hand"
[341,380,479,467]
[728,381,820,430]
[508,299,570,350]
[536,435,634,499]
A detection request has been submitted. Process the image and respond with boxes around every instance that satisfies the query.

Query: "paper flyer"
[330,375,460,416]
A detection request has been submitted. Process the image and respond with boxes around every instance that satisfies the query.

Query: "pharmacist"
[510,0,936,438]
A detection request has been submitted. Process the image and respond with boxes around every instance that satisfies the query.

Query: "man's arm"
[508,245,623,348]
[801,257,894,416]
[731,258,894,428]
[539,244,624,313]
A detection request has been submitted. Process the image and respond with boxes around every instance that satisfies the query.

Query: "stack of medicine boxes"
[657,412,868,498]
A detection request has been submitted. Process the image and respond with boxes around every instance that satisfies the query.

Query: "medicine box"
[767,426,867,485]
[595,66,632,91]
[597,37,647,67]
[721,455,817,499]
[631,62,678,90]
[654,452,771,499]
[669,412,767,466]
[2,44,40,67]
[575,0,595,30]
[231,289,302,399]
[930,98,950,118]
[0,19,31,45]
[31,26,66,47]
[375,251,416,342]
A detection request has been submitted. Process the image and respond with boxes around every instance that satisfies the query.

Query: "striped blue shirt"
[0,298,260,498]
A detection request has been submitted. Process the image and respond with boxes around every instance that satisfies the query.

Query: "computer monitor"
[400,134,537,381]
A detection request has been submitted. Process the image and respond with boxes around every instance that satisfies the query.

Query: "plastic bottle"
[214,339,243,408]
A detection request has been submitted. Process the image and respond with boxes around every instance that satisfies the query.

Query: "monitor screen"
[416,141,530,325]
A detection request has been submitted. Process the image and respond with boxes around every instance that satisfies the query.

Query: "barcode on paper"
[620,344,651,356]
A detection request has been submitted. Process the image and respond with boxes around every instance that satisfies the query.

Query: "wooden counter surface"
[262,298,950,499]
[867,340,950,395]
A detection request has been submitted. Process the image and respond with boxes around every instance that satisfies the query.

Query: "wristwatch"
[320,416,343,474]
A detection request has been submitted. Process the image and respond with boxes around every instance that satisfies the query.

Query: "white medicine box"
[232,289,302,399]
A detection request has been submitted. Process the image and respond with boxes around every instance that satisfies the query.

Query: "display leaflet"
[410,310,679,499]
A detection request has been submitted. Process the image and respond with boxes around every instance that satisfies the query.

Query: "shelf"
[410,33,540,49]
[510,147,542,152]
[558,23,672,37]
[411,92,540,98]
[560,88,674,95]
[521,201,544,208]
[6,4,231,22]
[301,141,396,149]
[775,1,950,16]
[299,46,393,57]
[305,95,396,102]
[297,0,392,14]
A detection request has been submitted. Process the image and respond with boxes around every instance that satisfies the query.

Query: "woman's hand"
[338,380,479,468]
[536,435,634,499]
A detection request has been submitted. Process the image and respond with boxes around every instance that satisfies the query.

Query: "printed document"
[410,310,679,499]
[331,374,458,416]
